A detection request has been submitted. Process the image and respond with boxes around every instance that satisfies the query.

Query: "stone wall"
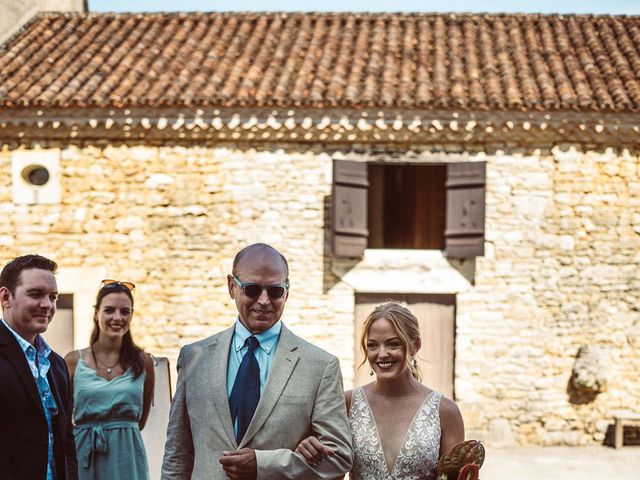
[0,141,638,446]
[460,146,640,446]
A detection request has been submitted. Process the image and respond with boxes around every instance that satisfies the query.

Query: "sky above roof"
[89,1,640,15]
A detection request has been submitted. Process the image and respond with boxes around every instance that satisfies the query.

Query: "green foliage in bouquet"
[436,440,485,480]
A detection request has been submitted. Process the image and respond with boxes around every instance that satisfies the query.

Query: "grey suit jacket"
[161,323,352,480]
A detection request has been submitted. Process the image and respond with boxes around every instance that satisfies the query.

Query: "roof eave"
[1,106,639,148]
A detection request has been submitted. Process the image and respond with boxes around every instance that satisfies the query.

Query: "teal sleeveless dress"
[73,353,149,480]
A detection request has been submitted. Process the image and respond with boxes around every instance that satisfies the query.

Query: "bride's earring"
[369,368,374,376]
[411,357,417,368]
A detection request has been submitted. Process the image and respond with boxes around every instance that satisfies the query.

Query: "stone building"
[1,10,639,447]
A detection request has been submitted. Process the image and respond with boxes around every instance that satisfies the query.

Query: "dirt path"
[481,446,640,479]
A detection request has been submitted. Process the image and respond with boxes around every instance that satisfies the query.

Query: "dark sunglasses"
[100,279,136,292]
[231,275,289,300]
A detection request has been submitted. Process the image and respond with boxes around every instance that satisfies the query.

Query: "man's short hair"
[0,254,58,293]
[232,243,289,280]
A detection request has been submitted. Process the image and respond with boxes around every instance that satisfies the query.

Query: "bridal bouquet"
[436,440,485,480]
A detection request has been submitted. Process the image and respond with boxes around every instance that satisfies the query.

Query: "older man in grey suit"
[161,243,352,480]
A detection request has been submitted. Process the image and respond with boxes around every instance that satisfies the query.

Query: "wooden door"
[354,293,455,398]
[43,293,74,355]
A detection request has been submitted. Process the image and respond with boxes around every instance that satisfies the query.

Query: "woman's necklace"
[90,345,120,374]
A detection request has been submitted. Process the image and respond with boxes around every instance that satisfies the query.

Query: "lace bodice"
[349,386,442,480]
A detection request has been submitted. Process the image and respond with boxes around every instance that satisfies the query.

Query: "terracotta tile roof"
[1,12,639,112]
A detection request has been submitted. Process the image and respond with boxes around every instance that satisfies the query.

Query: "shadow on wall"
[567,345,610,405]
[322,193,343,294]
[566,376,598,405]
[446,257,476,285]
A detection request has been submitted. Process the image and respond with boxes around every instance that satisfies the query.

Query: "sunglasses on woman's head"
[100,279,136,292]
[231,275,289,300]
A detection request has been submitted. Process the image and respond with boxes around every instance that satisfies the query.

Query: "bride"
[296,302,465,479]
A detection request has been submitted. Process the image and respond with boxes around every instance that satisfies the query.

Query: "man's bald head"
[232,243,289,281]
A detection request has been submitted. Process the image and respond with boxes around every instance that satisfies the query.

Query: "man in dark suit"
[0,254,78,480]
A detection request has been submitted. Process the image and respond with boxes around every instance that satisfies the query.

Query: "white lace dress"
[349,386,442,480]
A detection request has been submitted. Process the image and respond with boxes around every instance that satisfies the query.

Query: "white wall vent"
[12,149,61,204]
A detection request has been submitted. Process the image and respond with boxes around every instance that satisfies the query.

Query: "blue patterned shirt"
[2,319,58,480]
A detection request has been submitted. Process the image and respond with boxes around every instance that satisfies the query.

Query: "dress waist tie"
[75,420,138,469]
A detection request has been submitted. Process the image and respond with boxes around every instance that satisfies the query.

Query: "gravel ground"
[480,446,640,480]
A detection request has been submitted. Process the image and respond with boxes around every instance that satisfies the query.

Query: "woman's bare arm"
[439,396,465,456]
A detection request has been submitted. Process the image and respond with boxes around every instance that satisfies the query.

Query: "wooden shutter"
[445,162,486,258]
[332,160,369,258]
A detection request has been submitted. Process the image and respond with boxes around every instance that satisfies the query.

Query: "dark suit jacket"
[0,321,78,480]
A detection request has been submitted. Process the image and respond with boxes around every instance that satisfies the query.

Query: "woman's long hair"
[359,302,423,382]
[90,283,145,378]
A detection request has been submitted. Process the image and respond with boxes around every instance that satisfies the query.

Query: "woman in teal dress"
[65,280,155,480]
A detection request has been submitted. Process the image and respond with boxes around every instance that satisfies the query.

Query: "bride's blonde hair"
[359,302,422,382]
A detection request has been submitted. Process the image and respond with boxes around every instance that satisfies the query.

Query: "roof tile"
[0,11,639,112]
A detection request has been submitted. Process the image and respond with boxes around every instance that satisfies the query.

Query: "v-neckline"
[78,355,130,383]
[360,386,435,477]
